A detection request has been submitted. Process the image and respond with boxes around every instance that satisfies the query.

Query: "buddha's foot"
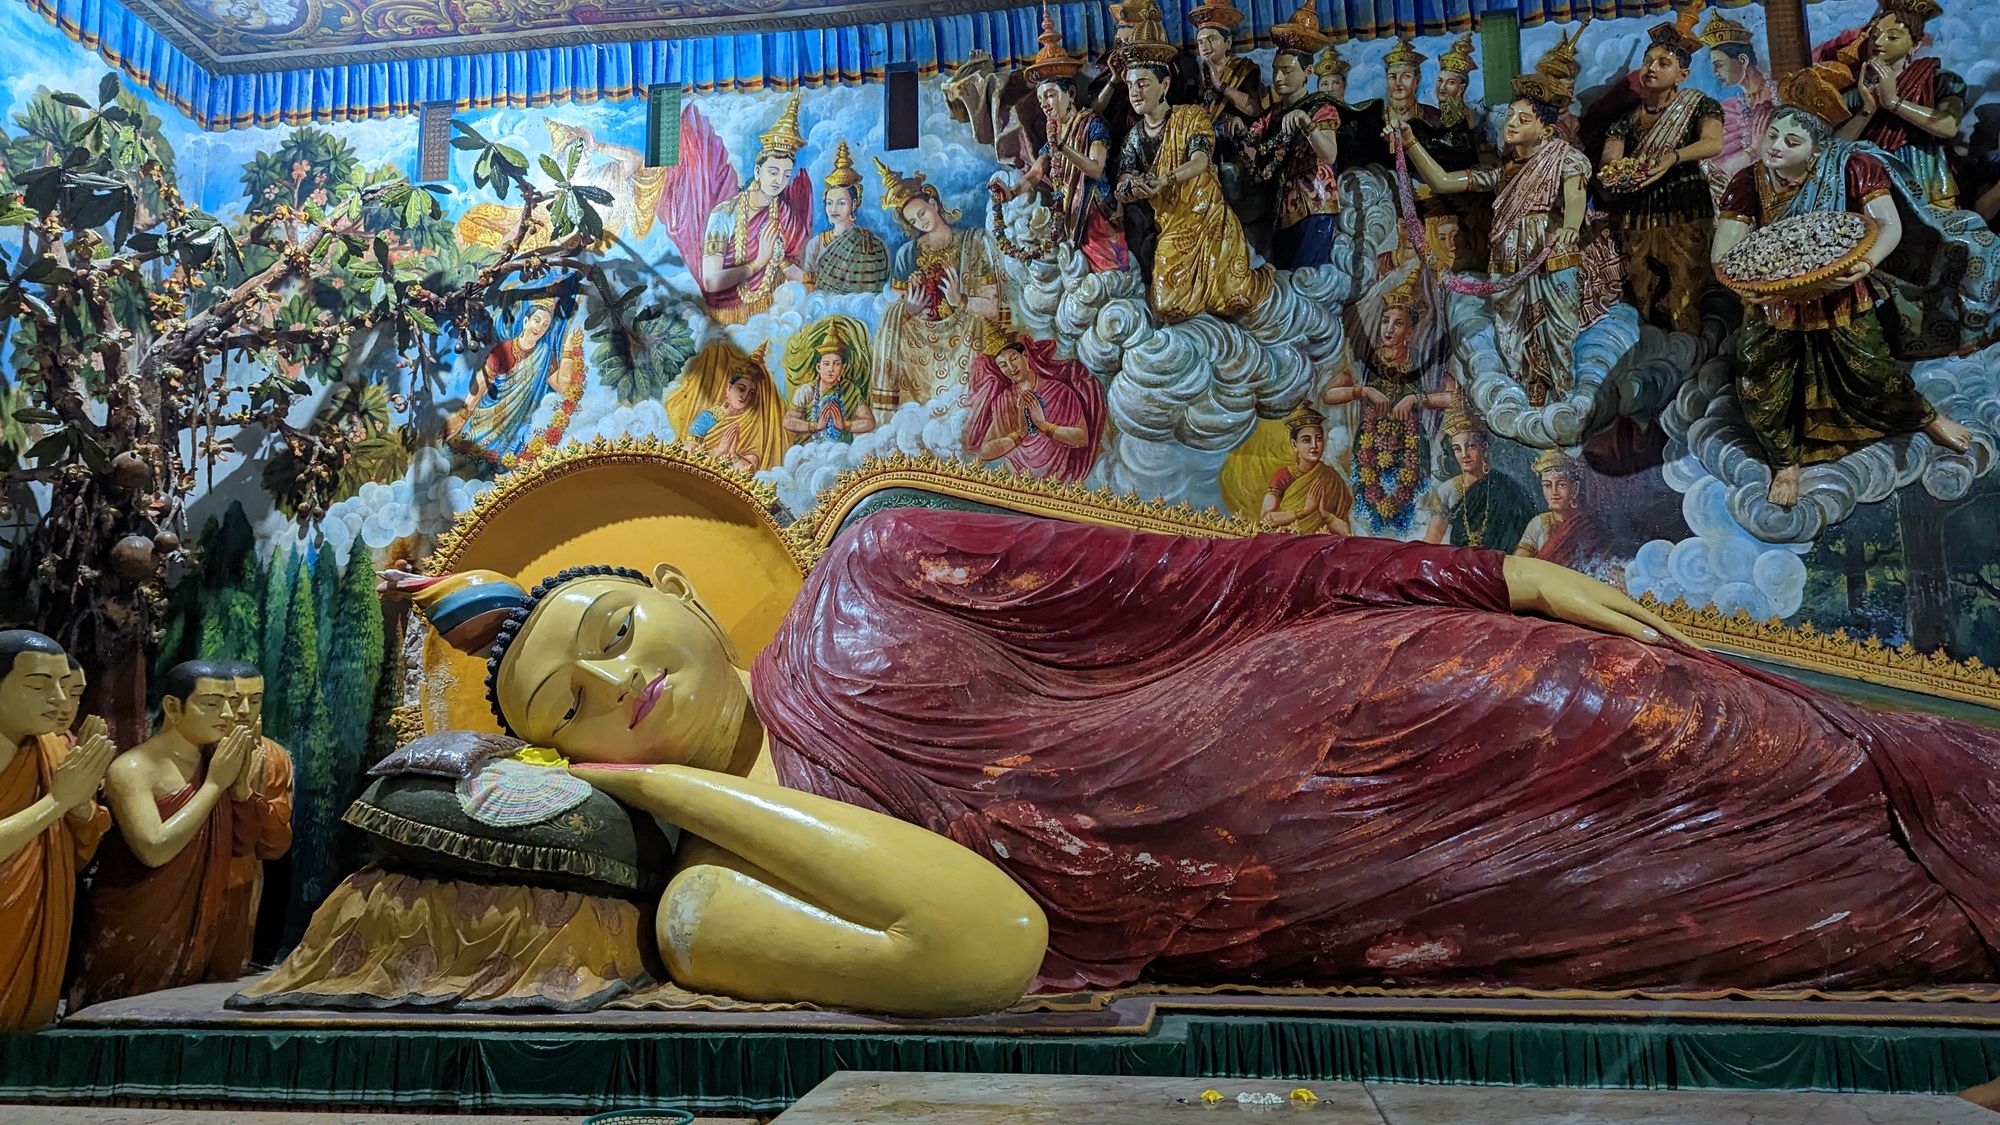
[1925,415,1975,453]
[1767,465,1803,509]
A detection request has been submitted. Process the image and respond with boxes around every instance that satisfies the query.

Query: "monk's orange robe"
[0,734,109,1030]
[75,762,235,1008]
[209,739,294,980]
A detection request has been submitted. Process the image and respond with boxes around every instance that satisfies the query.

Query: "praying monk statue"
[76,660,257,1006]
[368,508,2000,1016]
[211,660,294,979]
[0,630,112,1029]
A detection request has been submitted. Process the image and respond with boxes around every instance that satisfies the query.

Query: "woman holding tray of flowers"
[1835,0,1964,209]
[1712,105,1978,508]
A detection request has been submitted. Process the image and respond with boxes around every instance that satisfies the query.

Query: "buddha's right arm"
[0,797,65,863]
[104,759,228,868]
[577,764,1048,1016]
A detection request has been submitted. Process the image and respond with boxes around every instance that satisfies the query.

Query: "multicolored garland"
[989,188,1063,263]
[1389,130,1551,298]
[1354,407,1427,528]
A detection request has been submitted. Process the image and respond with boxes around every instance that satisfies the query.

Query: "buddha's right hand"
[1503,556,1692,647]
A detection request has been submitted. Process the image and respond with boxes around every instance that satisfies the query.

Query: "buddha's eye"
[560,691,580,726]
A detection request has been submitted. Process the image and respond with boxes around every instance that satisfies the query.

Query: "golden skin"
[104,677,254,868]
[491,555,1686,1015]
[0,652,113,863]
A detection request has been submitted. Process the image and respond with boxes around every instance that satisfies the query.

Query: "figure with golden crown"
[962,325,1108,483]
[1514,450,1606,570]
[1429,32,1494,266]
[1421,401,1536,552]
[1354,38,1484,273]
[1834,0,1965,208]
[1112,0,1271,322]
[1711,102,1989,507]
[1313,45,1350,101]
[1395,27,1616,406]
[1698,10,1775,197]
[665,340,792,475]
[1245,1,1344,270]
[1596,5,1723,334]
[695,96,813,323]
[783,320,878,445]
[1320,269,1452,536]
[871,158,1005,410]
[802,141,890,295]
[1259,403,1353,534]
[991,12,1129,272]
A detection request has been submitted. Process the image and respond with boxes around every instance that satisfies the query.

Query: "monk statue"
[76,660,257,1007]
[0,630,112,1029]
[374,504,2000,1016]
[210,660,294,980]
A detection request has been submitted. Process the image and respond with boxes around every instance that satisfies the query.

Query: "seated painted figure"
[385,509,2000,1015]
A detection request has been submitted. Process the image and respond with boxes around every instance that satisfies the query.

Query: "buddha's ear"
[650,563,741,665]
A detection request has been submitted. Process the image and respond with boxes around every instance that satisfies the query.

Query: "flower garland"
[1353,406,1426,531]
[988,187,1062,263]
[1390,130,1550,298]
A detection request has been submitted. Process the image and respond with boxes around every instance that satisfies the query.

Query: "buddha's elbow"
[903,887,1049,1015]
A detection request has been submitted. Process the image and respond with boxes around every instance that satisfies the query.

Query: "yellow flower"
[1375,450,1393,468]
[1200,1090,1223,1104]
[1290,1089,1318,1103]
[511,745,570,769]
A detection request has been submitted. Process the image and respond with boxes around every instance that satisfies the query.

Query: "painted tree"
[311,543,339,668]
[0,76,648,732]
[261,547,300,744]
[195,501,261,663]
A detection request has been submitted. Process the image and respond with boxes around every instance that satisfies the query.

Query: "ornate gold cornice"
[426,436,805,576]
[784,454,1261,564]
[1647,597,2000,711]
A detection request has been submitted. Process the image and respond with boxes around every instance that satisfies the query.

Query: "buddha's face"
[816,351,847,389]
[54,666,85,730]
[1271,52,1309,100]
[1196,28,1230,67]
[495,571,748,767]
[755,153,796,197]
[164,677,241,748]
[824,185,856,225]
[1437,72,1466,104]
[1504,100,1551,149]
[1387,64,1419,109]
[1450,431,1489,477]
[234,675,266,739]
[1540,470,1579,513]
[1640,46,1688,93]
[0,652,69,744]
[1291,425,1326,464]
[1761,118,1819,179]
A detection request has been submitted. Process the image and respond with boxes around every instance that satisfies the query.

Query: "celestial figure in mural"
[1314,44,1350,101]
[1434,32,1480,132]
[1366,38,1484,272]
[962,332,1108,484]
[871,159,1005,412]
[1699,10,1776,196]
[446,298,587,470]
[802,141,890,295]
[992,11,1128,272]
[210,660,293,983]
[1596,6,1723,334]
[1112,0,1271,323]
[1396,31,1617,406]
[666,341,792,474]
[1712,107,1978,508]
[1514,450,1605,569]
[1186,0,1267,244]
[387,505,2000,1010]
[1258,403,1352,534]
[660,97,814,324]
[1835,0,1964,208]
[0,631,110,1030]
[1422,402,1536,552]
[782,319,877,445]
[1246,1,1342,271]
[77,661,258,1006]
[1322,270,1452,538]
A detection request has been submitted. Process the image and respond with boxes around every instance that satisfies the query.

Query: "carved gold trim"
[427,436,807,576]
[786,454,1261,564]
[1648,597,2000,711]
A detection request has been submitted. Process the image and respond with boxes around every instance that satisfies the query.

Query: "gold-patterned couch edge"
[397,439,2000,729]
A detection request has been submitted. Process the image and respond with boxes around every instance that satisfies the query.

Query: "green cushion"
[345,774,673,899]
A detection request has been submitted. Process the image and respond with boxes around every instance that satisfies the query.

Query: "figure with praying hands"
[209,660,293,981]
[1836,0,1964,208]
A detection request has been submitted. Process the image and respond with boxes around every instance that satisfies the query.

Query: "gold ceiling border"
[426,436,806,576]
[785,454,1260,564]
[1647,597,2000,711]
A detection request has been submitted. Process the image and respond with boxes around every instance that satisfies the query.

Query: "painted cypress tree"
[196,502,262,664]
[325,549,383,808]
[311,543,339,670]
[280,545,337,939]
[260,547,298,744]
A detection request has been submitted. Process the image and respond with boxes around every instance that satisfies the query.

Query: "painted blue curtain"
[18,0,1748,132]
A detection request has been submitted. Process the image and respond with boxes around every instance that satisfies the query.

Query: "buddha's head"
[54,656,85,731]
[1503,97,1560,150]
[158,659,242,749]
[387,566,751,768]
[0,630,70,746]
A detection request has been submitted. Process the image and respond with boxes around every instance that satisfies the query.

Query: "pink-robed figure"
[962,339,1107,483]
[756,510,2000,993]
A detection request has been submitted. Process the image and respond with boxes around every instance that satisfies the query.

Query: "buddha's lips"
[630,673,668,729]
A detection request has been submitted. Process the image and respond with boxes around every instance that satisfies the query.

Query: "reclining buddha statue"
[249,504,2000,1018]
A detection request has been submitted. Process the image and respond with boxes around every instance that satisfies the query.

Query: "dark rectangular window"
[885,66,919,151]
[645,84,681,168]
[418,101,453,181]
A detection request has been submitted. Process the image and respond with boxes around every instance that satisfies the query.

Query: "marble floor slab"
[0,1112,753,1124]
[770,1073,1996,1124]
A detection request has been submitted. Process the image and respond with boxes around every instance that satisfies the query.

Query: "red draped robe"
[753,510,2000,993]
